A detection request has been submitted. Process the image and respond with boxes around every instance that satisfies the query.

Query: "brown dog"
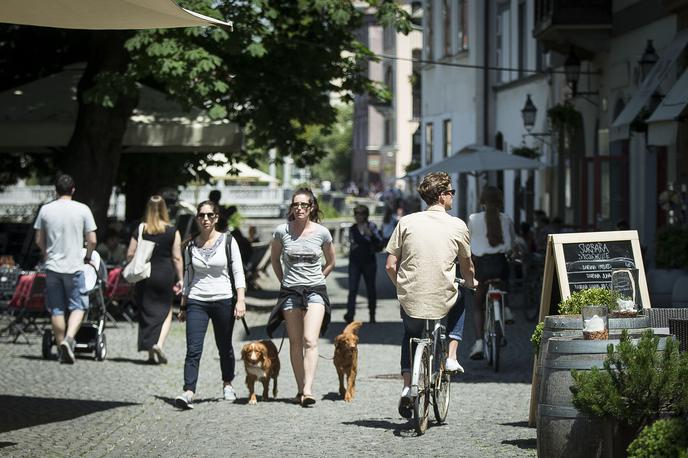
[333,321,362,402]
[241,340,280,405]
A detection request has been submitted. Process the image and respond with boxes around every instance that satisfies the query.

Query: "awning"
[0,0,230,30]
[0,65,242,153]
[205,154,279,184]
[406,144,544,177]
[610,29,688,142]
[646,66,688,145]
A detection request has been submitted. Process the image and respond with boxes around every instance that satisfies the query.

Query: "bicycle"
[409,281,470,435]
[483,280,507,372]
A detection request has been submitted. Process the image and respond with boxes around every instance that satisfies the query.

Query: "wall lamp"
[521,94,552,145]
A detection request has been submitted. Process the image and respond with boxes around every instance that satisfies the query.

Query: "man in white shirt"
[34,175,97,364]
[385,172,477,418]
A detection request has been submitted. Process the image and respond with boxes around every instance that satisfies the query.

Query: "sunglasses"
[291,202,312,209]
[443,189,456,196]
[196,212,217,219]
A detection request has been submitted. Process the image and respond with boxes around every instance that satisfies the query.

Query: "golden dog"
[241,340,280,405]
[333,321,362,402]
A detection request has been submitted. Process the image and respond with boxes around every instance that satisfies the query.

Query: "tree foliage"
[305,103,353,188]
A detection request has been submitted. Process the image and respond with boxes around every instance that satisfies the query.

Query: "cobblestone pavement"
[0,254,537,457]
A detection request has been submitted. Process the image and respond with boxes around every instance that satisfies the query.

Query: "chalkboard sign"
[537,230,650,324]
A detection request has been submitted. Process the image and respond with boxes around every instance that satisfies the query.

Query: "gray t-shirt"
[34,199,97,274]
[273,222,333,287]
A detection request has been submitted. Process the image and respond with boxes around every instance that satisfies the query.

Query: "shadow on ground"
[502,438,537,449]
[0,395,139,433]
[342,418,414,437]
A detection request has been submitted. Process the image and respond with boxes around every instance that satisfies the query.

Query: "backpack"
[184,232,237,303]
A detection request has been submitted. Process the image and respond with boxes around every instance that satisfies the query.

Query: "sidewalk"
[0,253,537,457]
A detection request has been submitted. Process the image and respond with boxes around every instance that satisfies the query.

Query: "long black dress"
[133,224,177,351]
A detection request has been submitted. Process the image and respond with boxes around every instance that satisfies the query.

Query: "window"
[384,118,393,146]
[496,2,510,83]
[443,0,451,56]
[518,1,528,78]
[457,0,468,51]
[425,123,434,164]
[443,119,452,158]
[412,49,422,119]
[425,0,433,59]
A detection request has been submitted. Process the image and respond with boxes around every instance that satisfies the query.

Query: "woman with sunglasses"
[344,204,383,324]
[174,200,246,410]
[267,188,336,407]
[126,195,183,364]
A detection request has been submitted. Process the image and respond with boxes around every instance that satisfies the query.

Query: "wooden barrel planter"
[536,334,670,458]
[529,314,651,425]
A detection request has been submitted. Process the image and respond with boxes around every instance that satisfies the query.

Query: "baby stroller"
[42,250,109,361]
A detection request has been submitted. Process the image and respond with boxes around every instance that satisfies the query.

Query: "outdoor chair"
[669,319,688,352]
[0,272,47,344]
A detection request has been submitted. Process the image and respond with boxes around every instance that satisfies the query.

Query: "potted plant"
[626,417,688,457]
[570,331,688,457]
[511,144,540,159]
[547,101,582,136]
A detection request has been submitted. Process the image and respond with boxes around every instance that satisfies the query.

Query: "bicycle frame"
[409,320,444,395]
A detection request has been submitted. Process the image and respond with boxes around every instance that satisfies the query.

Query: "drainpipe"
[483,0,490,147]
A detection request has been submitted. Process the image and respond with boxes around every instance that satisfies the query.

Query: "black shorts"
[473,253,509,283]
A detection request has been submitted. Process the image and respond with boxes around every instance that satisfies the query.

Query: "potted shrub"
[570,331,688,457]
[626,418,688,458]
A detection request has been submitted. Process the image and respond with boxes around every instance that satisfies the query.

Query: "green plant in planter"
[531,321,544,352]
[557,287,620,315]
[656,226,688,269]
[571,330,688,444]
[512,144,540,159]
[547,101,582,133]
[626,418,688,458]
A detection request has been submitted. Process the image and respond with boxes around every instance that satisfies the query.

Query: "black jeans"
[183,298,235,392]
[346,260,377,316]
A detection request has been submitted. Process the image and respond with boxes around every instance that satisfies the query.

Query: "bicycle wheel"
[432,335,451,423]
[492,321,502,372]
[484,298,494,366]
[411,342,430,435]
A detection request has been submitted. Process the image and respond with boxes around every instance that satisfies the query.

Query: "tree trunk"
[60,31,138,237]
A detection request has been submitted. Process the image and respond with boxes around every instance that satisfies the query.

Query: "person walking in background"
[345,205,383,324]
[97,230,127,266]
[208,190,230,232]
[381,206,399,245]
[126,195,183,364]
[467,186,516,360]
[385,172,477,418]
[267,188,336,407]
[175,200,246,409]
[34,174,97,364]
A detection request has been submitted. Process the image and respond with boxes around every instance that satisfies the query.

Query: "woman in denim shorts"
[267,188,336,407]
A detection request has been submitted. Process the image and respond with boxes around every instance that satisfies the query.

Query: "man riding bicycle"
[385,172,477,419]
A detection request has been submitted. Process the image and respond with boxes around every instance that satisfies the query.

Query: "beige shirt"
[386,206,471,319]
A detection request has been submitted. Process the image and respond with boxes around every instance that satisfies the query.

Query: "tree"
[0,1,409,229]
[305,103,353,189]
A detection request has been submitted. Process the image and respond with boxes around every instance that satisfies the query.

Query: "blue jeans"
[399,291,465,374]
[45,270,88,316]
[346,261,376,316]
[183,298,236,392]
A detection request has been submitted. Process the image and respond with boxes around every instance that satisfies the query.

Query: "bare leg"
[65,310,85,339]
[157,307,174,348]
[51,315,66,345]
[448,339,460,361]
[302,303,325,397]
[283,309,305,394]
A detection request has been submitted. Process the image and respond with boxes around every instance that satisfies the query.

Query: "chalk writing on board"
[563,241,636,293]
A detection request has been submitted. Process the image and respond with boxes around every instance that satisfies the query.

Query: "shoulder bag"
[123,223,155,283]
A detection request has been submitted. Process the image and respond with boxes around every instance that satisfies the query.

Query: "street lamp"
[638,39,659,81]
[565,49,581,97]
[521,94,537,132]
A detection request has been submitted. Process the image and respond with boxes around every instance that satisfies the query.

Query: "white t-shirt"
[273,222,333,288]
[183,233,246,302]
[468,211,515,256]
[34,199,97,274]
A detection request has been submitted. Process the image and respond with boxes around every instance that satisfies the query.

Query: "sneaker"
[469,339,484,360]
[445,358,465,374]
[175,392,194,410]
[505,306,515,324]
[398,386,413,419]
[223,385,237,401]
[56,345,64,363]
[60,336,76,364]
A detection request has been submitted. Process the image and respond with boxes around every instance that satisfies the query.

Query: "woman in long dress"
[127,195,183,364]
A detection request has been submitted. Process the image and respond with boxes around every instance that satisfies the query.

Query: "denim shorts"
[282,292,326,311]
[45,270,89,316]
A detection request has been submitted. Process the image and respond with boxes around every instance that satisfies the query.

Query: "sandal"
[301,394,316,407]
[294,392,303,404]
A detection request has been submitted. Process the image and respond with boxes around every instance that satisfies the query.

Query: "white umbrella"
[0,0,230,30]
[205,154,279,184]
[407,144,545,177]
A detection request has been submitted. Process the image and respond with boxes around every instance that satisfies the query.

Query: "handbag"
[122,223,155,283]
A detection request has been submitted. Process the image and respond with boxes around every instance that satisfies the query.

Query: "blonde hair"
[144,195,170,235]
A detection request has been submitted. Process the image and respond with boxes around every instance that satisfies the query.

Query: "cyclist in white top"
[467,186,516,360]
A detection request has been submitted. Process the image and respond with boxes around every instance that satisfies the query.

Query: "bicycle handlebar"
[457,278,477,291]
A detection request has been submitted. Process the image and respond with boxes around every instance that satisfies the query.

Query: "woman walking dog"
[175,200,246,410]
[267,188,336,407]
